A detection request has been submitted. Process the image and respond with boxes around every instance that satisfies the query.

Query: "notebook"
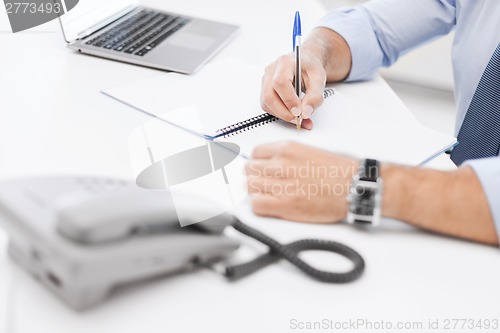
[102,57,457,165]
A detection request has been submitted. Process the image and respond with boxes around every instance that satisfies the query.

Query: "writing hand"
[260,52,327,130]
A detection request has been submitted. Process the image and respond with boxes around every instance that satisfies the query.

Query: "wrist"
[380,164,409,220]
[341,158,360,219]
[303,34,330,70]
[304,27,351,81]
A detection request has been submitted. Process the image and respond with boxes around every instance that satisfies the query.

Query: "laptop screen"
[59,0,138,42]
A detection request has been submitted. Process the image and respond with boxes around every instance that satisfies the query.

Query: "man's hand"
[260,28,352,130]
[261,52,327,130]
[246,142,498,246]
[245,141,358,223]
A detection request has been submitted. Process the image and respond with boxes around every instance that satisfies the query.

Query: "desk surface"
[0,1,497,332]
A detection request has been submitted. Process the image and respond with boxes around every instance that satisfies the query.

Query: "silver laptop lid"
[59,0,139,42]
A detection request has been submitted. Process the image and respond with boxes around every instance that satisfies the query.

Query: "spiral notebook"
[208,88,335,139]
[102,57,456,165]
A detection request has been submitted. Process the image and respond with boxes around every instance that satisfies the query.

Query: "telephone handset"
[57,187,235,244]
[0,176,365,311]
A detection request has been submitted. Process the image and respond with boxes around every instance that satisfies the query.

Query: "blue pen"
[293,11,302,130]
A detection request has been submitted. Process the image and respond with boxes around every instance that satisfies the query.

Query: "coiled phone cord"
[222,219,365,283]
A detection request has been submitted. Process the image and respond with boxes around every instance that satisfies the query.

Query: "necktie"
[451,43,500,166]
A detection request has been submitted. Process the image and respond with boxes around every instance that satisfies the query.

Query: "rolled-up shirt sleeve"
[465,157,500,242]
[316,0,456,82]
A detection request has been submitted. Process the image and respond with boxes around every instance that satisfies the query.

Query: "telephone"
[0,176,239,310]
[0,176,365,311]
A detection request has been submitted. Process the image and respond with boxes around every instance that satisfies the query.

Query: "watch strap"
[359,159,379,181]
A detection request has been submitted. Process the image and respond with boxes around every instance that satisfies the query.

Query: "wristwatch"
[347,159,383,226]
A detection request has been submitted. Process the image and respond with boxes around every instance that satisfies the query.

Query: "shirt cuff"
[316,7,384,82]
[464,157,500,246]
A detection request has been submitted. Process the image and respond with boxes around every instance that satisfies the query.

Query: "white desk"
[1,1,498,332]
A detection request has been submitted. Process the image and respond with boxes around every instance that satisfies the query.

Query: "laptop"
[58,0,239,74]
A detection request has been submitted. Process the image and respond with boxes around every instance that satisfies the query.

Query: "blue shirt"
[317,0,500,238]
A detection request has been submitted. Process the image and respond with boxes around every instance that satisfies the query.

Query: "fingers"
[289,117,313,130]
[261,84,296,122]
[261,55,300,122]
[273,57,303,117]
[246,175,287,195]
[245,162,285,178]
[261,53,327,125]
[301,62,326,119]
[251,194,286,218]
[250,141,303,160]
[251,141,287,159]
[301,118,313,130]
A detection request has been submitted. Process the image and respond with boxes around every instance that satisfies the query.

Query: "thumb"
[301,77,325,119]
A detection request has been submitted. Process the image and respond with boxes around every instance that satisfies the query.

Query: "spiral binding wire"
[216,114,278,138]
[323,88,335,98]
[215,88,335,138]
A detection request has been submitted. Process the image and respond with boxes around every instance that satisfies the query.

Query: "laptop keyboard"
[85,9,191,57]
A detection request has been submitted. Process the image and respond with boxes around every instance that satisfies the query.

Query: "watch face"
[352,186,377,216]
[348,180,380,218]
[347,169,382,225]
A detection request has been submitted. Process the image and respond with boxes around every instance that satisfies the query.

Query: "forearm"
[302,27,352,82]
[381,164,499,246]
